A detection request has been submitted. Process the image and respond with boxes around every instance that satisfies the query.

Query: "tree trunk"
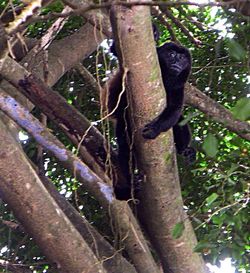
[110,2,208,273]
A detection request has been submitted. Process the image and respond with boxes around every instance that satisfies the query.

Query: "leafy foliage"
[231,98,250,121]
[202,133,219,157]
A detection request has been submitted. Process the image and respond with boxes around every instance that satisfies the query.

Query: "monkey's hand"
[142,119,162,139]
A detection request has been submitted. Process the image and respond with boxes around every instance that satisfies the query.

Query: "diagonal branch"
[185,84,250,141]
[0,88,114,204]
[39,174,137,273]
[0,118,107,273]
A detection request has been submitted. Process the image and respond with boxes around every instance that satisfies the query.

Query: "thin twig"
[160,6,202,45]
[7,0,248,35]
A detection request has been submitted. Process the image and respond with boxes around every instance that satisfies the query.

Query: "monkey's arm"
[142,84,184,139]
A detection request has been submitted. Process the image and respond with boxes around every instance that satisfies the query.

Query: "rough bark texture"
[0,22,104,111]
[2,3,245,272]
[0,24,127,191]
[0,119,106,273]
[110,3,207,273]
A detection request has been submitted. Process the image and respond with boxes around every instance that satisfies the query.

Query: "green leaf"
[202,133,218,157]
[193,242,216,253]
[227,39,246,61]
[172,222,185,239]
[178,112,200,126]
[212,215,224,226]
[231,98,250,121]
[206,193,219,206]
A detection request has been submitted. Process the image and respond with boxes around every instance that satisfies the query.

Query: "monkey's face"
[157,42,191,81]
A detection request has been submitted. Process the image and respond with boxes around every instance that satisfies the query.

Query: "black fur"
[142,42,191,139]
[102,69,134,200]
[105,38,195,200]
[173,116,196,162]
[142,42,196,161]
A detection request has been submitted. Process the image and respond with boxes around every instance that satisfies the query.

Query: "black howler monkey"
[142,42,196,162]
[102,29,195,200]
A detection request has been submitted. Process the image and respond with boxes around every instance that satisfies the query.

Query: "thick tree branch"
[0,21,113,175]
[0,20,159,270]
[0,21,110,180]
[23,23,105,86]
[0,88,114,205]
[40,174,137,273]
[0,22,105,121]
[0,119,107,273]
[185,84,250,141]
[0,82,158,273]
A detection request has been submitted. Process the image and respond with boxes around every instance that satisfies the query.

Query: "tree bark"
[185,84,250,141]
[110,3,208,273]
[0,119,107,273]
[40,174,137,273]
